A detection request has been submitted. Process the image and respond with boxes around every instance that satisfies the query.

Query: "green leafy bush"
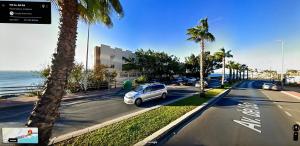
[135,75,148,84]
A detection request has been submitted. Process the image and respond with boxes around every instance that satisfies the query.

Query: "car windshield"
[134,85,145,92]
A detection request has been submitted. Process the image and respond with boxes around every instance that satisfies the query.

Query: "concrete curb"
[48,90,204,145]
[133,88,231,146]
[281,91,300,100]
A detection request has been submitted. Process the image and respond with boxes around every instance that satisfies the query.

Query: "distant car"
[124,83,168,106]
[262,83,273,90]
[187,77,197,85]
[224,79,229,83]
[171,78,184,85]
[271,84,282,91]
[195,81,208,88]
[262,83,281,91]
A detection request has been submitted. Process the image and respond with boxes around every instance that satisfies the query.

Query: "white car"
[124,83,168,106]
[262,83,282,91]
[262,83,273,90]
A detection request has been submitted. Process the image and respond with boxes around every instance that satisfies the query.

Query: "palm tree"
[246,66,249,80]
[214,48,233,86]
[235,63,241,80]
[241,64,246,80]
[187,18,215,96]
[227,61,236,81]
[26,0,124,144]
[248,68,253,79]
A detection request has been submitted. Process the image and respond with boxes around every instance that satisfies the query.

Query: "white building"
[94,44,140,82]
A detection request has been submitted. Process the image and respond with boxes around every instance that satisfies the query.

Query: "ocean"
[0,71,44,96]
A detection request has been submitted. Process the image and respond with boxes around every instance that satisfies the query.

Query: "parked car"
[124,83,168,106]
[262,83,281,91]
[262,83,273,90]
[171,78,184,85]
[195,81,208,88]
[187,77,197,85]
[271,83,282,91]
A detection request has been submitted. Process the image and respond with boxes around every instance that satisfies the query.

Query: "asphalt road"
[162,80,300,146]
[0,86,199,139]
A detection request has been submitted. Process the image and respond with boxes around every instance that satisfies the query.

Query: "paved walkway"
[281,85,300,99]
[0,87,122,109]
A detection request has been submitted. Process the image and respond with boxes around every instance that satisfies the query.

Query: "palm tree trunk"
[200,41,205,96]
[247,69,249,79]
[232,68,235,81]
[229,68,232,81]
[26,0,79,145]
[239,70,242,80]
[243,70,245,80]
[221,57,225,85]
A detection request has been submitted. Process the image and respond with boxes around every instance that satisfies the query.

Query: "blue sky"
[1,0,300,72]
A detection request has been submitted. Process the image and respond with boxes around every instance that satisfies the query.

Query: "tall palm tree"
[236,63,241,80]
[187,18,215,96]
[246,66,249,79]
[227,61,236,81]
[248,68,253,79]
[26,0,124,144]
[241,64,246,80]
[214,48,233,85]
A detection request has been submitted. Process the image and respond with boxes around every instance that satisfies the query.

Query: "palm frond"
[205,32,215,42]
[109,0,124,17]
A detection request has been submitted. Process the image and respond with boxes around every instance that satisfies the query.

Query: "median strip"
[52,89,225,146]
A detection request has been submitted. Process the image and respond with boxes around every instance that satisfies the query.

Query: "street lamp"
[276,40,284,89]
[84,23,90,92]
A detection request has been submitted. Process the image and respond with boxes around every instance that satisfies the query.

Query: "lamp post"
[277,40,284,89]
[84,23,90,92]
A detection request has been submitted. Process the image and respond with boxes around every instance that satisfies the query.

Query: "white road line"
[277,105,283,109]
[284,111,292,117]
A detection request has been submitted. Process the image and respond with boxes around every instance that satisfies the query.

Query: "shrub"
[135,75,148,84]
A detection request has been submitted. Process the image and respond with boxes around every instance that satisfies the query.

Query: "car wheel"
[161,93,167,99]
[135,98,142,106]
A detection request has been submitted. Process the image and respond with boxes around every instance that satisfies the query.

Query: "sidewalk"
[281,85,300,100]
[0,87,122,109]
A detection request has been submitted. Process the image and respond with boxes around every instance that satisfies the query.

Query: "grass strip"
[55,89,225,146]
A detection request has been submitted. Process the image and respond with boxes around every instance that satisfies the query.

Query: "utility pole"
[84,23,90,92]
[277,40,284,89]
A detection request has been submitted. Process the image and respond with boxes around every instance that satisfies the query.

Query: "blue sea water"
[0,71,44,88]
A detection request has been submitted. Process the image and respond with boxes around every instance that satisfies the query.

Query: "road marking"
[233,117,261,133]
[284,111,292,117]
[277,105,283,109]
[234,102,261,133]
[297,122,300,125]
[62,101,86,106]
